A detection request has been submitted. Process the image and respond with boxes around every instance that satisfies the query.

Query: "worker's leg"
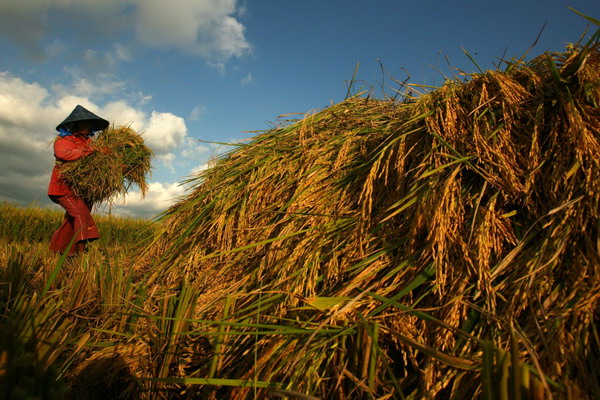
[50,211,75,253]
[50,195,99,255]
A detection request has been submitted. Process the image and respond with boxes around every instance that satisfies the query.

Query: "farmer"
[47,105,110,255]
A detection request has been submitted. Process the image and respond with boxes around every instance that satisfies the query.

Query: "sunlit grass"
[0,201,157,248]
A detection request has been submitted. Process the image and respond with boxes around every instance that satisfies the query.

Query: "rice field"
[1,21,600,400]
[0,202,157,399]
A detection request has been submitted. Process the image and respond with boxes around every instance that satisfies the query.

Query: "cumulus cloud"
[158,153,177,173]
[191,162,211,175]
[143,112,187,155]
[99,182,189,218]
[0,72,194,218]
[133,0,251,59]
[0,0,250,62]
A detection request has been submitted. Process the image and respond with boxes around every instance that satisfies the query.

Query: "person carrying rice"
[47,105,111,255]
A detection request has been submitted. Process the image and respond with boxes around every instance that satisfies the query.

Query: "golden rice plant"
[59,126,153,205]
[0,202,157,247]
[130,27,600,399]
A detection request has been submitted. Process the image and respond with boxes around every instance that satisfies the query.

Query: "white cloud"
[99,181,188,218]
[191,162,211,175]
[158,153,176,173]
[102,100,147,129]
[0,72,51,129]
[143,111,187,155]
[133,0,251,59]
[0,0,251,62]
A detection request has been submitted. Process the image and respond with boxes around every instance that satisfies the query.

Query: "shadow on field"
[68,352,137,399]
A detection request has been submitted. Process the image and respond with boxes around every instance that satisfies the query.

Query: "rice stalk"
[59,126,153,205]
[129,30,600,398]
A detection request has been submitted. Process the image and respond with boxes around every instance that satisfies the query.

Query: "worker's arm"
[53,137,95,161]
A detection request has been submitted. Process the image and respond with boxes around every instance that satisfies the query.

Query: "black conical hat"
[56,105,109,132]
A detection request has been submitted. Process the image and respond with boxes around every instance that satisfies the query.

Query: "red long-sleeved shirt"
[48,135,95,196]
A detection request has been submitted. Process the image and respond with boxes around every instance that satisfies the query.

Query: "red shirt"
[48,135,95,196]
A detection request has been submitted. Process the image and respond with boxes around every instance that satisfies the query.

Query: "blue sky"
[0,0,598,218]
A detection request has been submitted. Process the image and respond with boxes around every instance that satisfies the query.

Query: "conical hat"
[55,105,109,132]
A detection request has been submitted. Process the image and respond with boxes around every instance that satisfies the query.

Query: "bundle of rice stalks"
[133,31,600,399]
[59,126,153,205]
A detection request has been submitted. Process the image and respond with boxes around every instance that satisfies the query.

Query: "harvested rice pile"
[59,126,153,205]
[133,37,599,398]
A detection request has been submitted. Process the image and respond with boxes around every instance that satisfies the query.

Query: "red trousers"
[49,195,99,254]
